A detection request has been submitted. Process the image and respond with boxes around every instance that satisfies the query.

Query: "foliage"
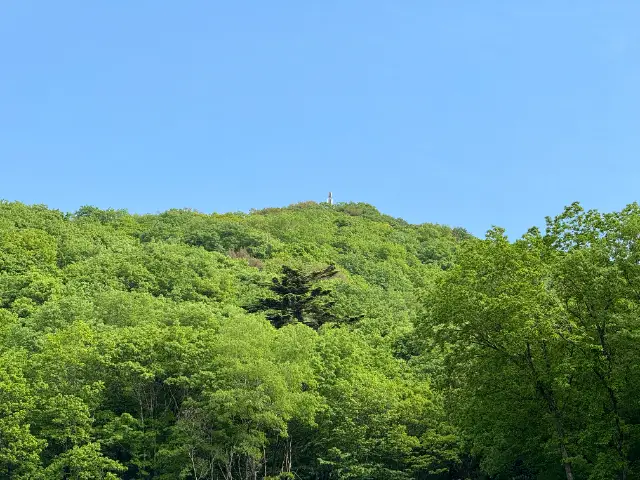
[245,264,358,330]
[2,198,638,479]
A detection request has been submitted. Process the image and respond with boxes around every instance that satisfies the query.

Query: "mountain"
[1,199,639,479]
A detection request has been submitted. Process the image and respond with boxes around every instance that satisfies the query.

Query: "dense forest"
[1,199,639,479]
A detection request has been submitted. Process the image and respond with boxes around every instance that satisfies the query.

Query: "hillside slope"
[3,200,640,480]
[0,200,467,479]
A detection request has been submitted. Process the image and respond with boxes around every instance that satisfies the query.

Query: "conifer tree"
[246,265,345,329]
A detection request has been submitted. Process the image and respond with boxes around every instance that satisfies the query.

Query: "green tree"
[246,265,348,330]
[42,442,125,480]
[0,351,43,479]
[424,228,579,479]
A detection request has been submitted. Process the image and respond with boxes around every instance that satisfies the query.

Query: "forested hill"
[1,200,640,479]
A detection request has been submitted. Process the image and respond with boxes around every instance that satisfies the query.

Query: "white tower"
[327,192,333,206]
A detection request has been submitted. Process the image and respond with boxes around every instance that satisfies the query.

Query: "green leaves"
[0,350,43,478]
[246,264,351,330]
[42,442,126,480]
[418,204,640,479]
[5,199,593,478]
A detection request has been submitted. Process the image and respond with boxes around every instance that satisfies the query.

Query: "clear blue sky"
[1,2,638,237]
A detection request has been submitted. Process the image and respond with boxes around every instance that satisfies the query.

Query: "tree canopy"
[1,199,640,479]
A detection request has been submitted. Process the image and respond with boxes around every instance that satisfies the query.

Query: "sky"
[1,1,639,237]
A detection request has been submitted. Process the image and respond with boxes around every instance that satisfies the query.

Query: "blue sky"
[1,2,638,237]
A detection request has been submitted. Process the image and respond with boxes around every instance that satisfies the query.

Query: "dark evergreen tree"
[246,265,348,329]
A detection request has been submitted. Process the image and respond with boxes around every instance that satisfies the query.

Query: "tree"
[424,228,579,479]
[42,442,125,480]
[545,203,640,479]
[0,351,43,479]
[246,265,351,330]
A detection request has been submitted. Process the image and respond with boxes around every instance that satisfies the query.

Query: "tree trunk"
[559,441,574,480]
[281,437,292,474]
[263,446,267,480]
[546,390,574,480]
[526,342,574,480]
